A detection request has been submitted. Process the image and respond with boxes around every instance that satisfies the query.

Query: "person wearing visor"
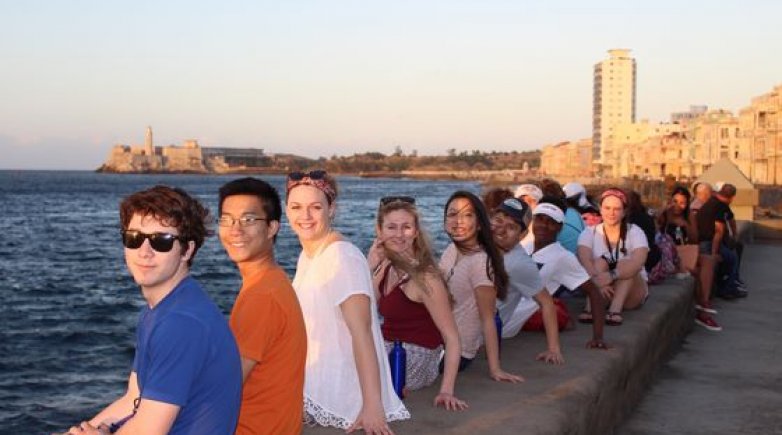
[577,188,649,326]
[61,185,242,435]
[528,198,608,349]
[488,197,567,364]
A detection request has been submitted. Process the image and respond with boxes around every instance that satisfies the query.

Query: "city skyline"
[1,1,781,170]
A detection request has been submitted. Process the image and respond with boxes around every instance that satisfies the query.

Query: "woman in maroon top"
[367,196,467,411]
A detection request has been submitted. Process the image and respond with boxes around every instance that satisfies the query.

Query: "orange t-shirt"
[229,262,307,435]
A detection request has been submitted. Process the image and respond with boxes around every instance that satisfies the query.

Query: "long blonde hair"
[376,200,443,294]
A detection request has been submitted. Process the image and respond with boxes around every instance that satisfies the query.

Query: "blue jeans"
[717,243,740,293]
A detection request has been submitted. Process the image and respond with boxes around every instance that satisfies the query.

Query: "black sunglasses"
[121,230,182,252]
[380,196,416,206]
[287,170,327,181]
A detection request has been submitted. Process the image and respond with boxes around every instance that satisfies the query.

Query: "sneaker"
[695,314,723,331]
[695,303,718,314]
[735,288,748,298]
[736,278,747,287]
[716,290,739,300]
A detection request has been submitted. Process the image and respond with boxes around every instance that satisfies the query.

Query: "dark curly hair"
[119,185,212,267]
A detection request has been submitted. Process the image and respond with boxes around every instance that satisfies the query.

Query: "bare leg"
[584,259,609,313]
[610,274,647,311]
[697,255,717,305]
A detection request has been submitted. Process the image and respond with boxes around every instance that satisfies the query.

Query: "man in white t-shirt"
[528,199,609,350]
[489,198,565,364]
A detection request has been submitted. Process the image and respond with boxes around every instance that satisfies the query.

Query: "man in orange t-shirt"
[218,177,307,435]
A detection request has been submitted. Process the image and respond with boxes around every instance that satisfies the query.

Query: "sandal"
[577,310,593,324]
[605,312,623,326]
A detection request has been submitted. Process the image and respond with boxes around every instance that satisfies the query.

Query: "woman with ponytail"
[576,188,649,326]
[439,191,522,382]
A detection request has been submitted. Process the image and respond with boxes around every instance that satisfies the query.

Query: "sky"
[1,0,780,170]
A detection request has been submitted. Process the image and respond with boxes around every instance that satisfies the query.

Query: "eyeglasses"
[380,196,415,206]
[121,230,182,252]
[217,215,268,228]
[287,170,327,181]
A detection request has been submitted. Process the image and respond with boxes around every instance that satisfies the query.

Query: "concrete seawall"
[303,277,695,434]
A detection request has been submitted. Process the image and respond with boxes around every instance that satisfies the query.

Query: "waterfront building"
[740,85,782,185]
[593,49,637,175]
[540,138,594,179]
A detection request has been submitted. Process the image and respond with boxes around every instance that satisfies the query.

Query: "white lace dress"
[292,241,410,429]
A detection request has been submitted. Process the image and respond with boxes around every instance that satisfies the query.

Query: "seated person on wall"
[482,190,565,364]
[539,179,585,255]
[696,183,746,300]
[714,182,747,292]
[626,190,661,275]
[367,195,468,411]
[577,188,649,327]
[217,178,308,434]
[439,191,523,383]
[526,198,608,349]
[514,183,543,249]
[60,186,242,435]
[563,182,602,227]
[659,185,721,331]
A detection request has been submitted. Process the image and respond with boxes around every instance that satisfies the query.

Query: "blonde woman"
[368,196,467,411]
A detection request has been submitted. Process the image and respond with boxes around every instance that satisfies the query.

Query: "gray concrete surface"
[620,244,782,435]
[303,269,695,434]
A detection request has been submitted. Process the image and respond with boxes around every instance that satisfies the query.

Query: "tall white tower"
[593,49,636,174]
[144,126,154,156]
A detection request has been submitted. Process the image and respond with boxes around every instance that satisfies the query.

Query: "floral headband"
[286,170,337,203]
[600,188,627,206]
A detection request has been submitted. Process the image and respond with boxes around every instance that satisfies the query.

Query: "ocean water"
[0,170,479,434]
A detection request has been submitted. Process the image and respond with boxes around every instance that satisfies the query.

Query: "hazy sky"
[1,0,780,169]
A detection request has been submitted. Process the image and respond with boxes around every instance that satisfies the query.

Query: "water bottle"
[674,226,684,245]
[388,341,406,400]
[494,311,503,352]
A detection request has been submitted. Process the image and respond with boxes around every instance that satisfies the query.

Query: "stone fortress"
[99,126,269,173]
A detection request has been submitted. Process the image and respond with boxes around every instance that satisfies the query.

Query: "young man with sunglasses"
[63,185,241,435]
[217,178,307,435]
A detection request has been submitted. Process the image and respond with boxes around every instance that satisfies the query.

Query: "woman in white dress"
[285,170,409,434]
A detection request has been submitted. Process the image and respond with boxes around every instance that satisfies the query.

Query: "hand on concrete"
[433,392,469,411]
[536,349,565,364]
[489,368,524,383]
[347,405,393,435]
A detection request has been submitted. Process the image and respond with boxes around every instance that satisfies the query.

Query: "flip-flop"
[605,312,623,326]
[577,310,593,324]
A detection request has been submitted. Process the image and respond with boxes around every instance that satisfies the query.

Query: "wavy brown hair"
[120,185,212,267]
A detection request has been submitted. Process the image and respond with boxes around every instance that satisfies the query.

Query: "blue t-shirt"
[133,276,242,434]
[557,207,585,254]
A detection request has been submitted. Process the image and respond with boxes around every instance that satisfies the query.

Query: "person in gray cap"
[488,197,566,363]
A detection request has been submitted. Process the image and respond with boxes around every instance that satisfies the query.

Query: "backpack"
[648,232,677,284]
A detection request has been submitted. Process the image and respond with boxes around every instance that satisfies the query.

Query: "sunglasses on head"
[287,170,327,181]
[121,230,182,252]
[380,196,415,206]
